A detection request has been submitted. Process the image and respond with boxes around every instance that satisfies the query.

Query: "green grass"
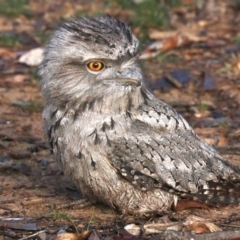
[47,208,79,233]
[34,31,51,45]
[75,0,185,46]
[29,68,41,82]
[12,100,43,113]
[232,0,240,5]
[0,0,30,17]
[0,31,51,48]
[197,101,208,112]
[112,0,182,31]
[47,208,72,222]
[234,33,240,44]
[87,207,95,231]
[0,32,22,47]
[156,53,183,63]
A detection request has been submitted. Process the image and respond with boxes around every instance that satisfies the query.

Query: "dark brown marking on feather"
[94,133,100,145]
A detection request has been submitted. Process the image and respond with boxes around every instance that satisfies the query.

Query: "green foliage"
[113,0,182,29]
[232,0,240,4]
[156,53,182,63]
[12,100,43,113]
[87,207,95,231]
[0,31,50,48]
[166,0,183,7]
[197,101,208,112]
[219,121,228,128]
[132,2,169,30]
[234,34,240,44]
[47,208,79,233]
[0,32,21,47]
[117,0,170,30]
[48,208,70,221]
[29,68,41,82]
[34,31,51,45]
[105,0,183,42]
[0,0,30,17]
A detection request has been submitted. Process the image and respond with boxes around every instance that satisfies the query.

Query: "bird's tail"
[181,180,240,206]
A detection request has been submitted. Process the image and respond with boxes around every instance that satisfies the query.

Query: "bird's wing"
[107,97,240,205]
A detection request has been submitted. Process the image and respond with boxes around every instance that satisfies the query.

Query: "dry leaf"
[185,222,210,234]
[174,199,209,211]
[183,215,222,233]
[55,231,91,240]
[139,34,190,60]
[19,47,44,66]
[124,224,140,236]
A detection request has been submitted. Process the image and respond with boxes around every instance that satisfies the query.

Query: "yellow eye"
[87,61,104,72]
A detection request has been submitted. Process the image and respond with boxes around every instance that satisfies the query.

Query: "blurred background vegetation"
[0,0,203,48]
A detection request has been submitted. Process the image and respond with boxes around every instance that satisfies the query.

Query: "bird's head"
[39,16,143,105]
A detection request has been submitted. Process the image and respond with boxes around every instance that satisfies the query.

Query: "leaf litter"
[0,0,240,239]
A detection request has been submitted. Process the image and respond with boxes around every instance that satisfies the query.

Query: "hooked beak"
[103,78,141,87]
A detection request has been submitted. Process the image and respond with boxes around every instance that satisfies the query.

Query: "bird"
[39,15,240,215]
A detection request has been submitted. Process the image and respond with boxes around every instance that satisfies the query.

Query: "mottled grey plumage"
[39,16,240,214]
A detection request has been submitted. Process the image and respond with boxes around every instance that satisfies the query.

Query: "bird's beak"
[103,78,141,87]
[102,63,142,87]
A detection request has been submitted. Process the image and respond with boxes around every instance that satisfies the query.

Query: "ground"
[0,1,240,239]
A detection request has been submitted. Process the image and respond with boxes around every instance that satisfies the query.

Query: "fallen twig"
[19,230,46,240]
[163,230,240,240]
